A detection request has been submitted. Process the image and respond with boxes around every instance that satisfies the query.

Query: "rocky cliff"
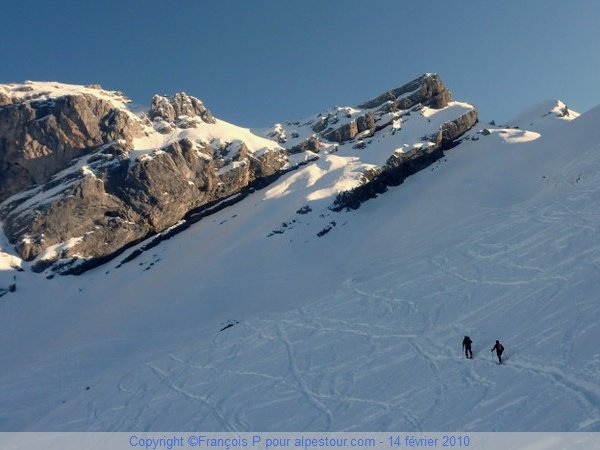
[0,82,288,271]
[0,75,477,273]
[0,84,143,202]
[331,109,479,210]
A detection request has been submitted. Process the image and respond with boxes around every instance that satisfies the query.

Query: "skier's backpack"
[498,344,504,354]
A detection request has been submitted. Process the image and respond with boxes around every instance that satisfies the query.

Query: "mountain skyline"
[0,74,477,273]
[2,1,599,127]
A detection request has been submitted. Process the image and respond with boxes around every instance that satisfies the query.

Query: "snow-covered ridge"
[132,118,283,159]
[0,79,291,270]
[258,100,477,212]
[1,93,599,431]
[0,80,283,160]
[256,73,453,152]
[0,80,134,113]
[2,72,599,432]
[507,99,580,131]
[0,74,478,272]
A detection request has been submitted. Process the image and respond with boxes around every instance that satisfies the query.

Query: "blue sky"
[2,1,599,127]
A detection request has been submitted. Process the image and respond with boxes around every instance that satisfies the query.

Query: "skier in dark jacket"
[491,340,504,364]
[462,336,473,359]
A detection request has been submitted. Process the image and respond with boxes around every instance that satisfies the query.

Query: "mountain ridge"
[1,88,599,431]
[0,74,477,274]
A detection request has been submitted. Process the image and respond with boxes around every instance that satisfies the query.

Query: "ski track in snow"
[5,194,600,430]
[8,187,600,430]
[3,112,600,431]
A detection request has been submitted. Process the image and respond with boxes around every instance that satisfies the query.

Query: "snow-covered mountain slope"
[1,96,600,431]
[506,99,579,131]
[0,81,291,270]
[0,80,281,159]
[0,75,475,272]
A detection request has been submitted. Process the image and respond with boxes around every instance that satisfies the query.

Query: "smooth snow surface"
[507,99,580,131]
[2,103,600,432]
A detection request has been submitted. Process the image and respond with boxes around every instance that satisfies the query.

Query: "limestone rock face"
[440,110,479,146]
[289,136,320,154]
[356,112,376,133]
[1,135,287,269]
[149,95,176,122]
[0,82,289,271]
[0,93,142,202]
[117,139,217,231]
[331,109,478,211]
[358,73,451,110]
[322,120,359,143]
[2,143,144,264]
[149,92,215,124]
[317,74,451,144]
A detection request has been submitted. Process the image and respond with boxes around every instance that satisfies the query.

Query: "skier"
[462,336,473,359]
[491,340,504,364]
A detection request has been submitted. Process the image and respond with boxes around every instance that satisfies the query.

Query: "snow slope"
[132,117,283,160]
[255,100,477,208]
[1,101,600,431]
[506,99,579,131]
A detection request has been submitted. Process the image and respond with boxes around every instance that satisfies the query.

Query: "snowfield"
[1,100,600,431]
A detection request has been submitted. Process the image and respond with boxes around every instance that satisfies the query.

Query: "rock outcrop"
[357,73,451,111]
[321,112,376,143]
[0,91,142,202]
[331,109,478,211]
[0,74,477,273]
[0,82,288,271]
[149,92,215,124]
[1,136,286,271]
[289,136,320,154]
[309,74,451,145]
